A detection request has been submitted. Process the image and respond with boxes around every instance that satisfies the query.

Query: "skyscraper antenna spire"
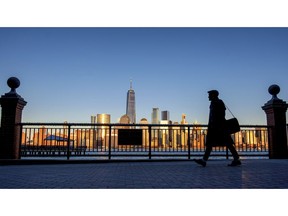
[130,79,132,90]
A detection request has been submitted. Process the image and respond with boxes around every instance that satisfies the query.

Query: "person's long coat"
[206,98,234,147]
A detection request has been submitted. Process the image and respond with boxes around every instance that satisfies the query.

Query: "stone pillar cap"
[1,77,27,106]
[2,77,22,98]
[268,84,281,100]
[263,84,288,109]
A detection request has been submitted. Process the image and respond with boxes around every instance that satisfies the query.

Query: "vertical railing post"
[67,124,71,160]
[226,147,229,159]
[18,123,23,159]
[188,125,191,159]
[108,125,112,160]
[148,125,152,159]
[267,126,272,153]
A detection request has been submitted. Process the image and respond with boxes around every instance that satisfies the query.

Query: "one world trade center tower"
[126,80,136,124]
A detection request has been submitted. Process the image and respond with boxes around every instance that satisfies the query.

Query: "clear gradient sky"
[1,27,288,124]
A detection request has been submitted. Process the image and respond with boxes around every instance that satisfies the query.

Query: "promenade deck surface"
[1,159,287,216]
[0,159,288,189]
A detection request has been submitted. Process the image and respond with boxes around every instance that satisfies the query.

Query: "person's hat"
[208,90,219,96]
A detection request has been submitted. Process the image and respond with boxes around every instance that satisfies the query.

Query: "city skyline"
[91,82,189,125]
[1,28,288,125]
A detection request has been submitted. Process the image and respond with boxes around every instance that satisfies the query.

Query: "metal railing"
[18,123,270,160]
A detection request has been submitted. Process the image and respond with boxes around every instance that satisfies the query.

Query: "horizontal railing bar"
[17,122,270,128]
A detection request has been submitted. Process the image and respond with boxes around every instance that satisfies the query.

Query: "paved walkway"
[0,159,288,189]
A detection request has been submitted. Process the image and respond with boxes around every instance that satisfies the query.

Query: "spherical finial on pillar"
[7,77,20,94]
[268,84,280,99]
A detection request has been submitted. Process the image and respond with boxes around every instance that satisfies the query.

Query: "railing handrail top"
[17,122,270,128]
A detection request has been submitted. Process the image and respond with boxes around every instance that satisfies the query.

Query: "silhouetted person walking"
[194,90,241,167]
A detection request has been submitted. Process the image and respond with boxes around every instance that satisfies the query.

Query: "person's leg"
[194,146,212,167]
[227,144,241,166]
[227,144,239,160]
[203,145,213,161]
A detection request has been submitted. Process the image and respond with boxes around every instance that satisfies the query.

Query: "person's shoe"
[193,159,206,167]
[228,160,241,167]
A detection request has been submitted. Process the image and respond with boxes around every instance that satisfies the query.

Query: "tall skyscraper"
[181,114,187,124]
[91,116,97,124]
[96,114,111,147]
[161,110,170,121]
[97,114,111,124]
[152,108,160,124]
[126,80,136,124]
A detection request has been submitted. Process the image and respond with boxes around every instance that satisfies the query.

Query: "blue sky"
[1,27,288,124]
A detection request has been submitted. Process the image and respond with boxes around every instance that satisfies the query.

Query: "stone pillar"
[262,84,288,159]
[0,77,27,159]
